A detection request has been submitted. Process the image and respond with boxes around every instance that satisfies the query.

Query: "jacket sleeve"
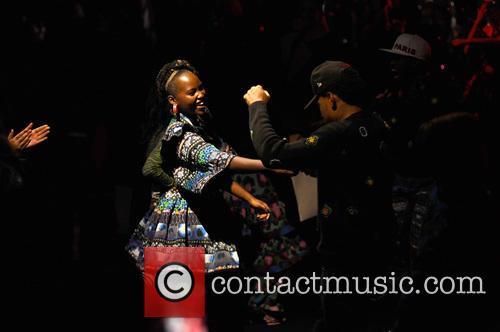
[172,130,236,194]
[248,101,346,169]
[142,139,175,191]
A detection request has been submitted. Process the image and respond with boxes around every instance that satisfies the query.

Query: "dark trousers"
[205,270,246,332]
[316,266,396,332]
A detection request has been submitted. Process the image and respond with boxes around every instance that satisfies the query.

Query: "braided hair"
[142,59,198,154]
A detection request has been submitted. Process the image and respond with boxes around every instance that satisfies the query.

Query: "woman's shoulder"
[163,117,195,142]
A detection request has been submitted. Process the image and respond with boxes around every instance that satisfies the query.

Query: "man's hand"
[243,85,271,106]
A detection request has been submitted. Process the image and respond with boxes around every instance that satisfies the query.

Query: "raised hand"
[27,124,50,148]
[7,123,33,151]
[243,85,271,106]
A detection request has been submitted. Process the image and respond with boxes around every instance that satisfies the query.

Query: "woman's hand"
[8,123,33,151]
[249,197,271,221]
[7,123,51,151]
[27,124,50,148]
[229,181,271,221]
[269,168,296,175]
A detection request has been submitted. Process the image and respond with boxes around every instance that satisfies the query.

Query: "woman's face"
[169,71,207,117]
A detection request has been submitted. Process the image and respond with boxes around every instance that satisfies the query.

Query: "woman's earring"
[172,104,178,115]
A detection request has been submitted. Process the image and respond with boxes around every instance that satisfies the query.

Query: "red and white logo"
[144,247,205,317]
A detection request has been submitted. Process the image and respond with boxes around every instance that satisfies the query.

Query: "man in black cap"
[244,61,396,331]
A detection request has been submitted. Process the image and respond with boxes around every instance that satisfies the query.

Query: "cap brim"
[378,48,396,54]
[303,95,318,111]
[378,48,425,60]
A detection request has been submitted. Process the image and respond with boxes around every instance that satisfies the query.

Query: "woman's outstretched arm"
[228,156,266,171]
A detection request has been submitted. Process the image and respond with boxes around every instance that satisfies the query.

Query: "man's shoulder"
[317,111,385,134]
[317,119,350,135]
[349,111,388,132]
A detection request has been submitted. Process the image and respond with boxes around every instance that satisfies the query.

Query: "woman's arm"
[228,156,267,171]
[229,181,271,221]
[172,128,293,194]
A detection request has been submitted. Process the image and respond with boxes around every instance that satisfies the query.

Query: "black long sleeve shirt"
[249,101,395,269]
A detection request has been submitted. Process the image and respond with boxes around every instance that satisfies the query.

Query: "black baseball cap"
[304,61,367,110]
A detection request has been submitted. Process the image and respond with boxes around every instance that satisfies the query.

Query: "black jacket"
[249,102,395,269]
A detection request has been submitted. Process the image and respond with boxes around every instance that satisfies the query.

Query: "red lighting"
[482,22,494,38]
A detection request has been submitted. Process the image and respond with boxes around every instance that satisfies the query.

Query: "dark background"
[2,0,499,330]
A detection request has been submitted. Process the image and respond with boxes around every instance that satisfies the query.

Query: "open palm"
[27,124,50,148]
[7,123,50,151]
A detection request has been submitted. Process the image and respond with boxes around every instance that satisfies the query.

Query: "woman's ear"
[167,95,176,106]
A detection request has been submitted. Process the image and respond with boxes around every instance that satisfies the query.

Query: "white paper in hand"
[291,172,318,222]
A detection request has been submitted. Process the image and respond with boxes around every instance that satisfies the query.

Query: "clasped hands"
[243,85,270,106]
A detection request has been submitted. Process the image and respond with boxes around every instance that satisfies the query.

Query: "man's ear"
[328,92,338,111]
[326,92,335,103]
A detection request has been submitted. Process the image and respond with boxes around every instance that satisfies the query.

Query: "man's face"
[389,55,420,82]
[317,94,335,122]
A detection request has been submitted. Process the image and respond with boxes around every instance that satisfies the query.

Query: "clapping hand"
[27,124,50,148]
[8,123,32,151]
[7,123,50,151]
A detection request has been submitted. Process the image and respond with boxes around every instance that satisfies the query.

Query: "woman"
[127,59,273,274]
[224,172,309,326]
